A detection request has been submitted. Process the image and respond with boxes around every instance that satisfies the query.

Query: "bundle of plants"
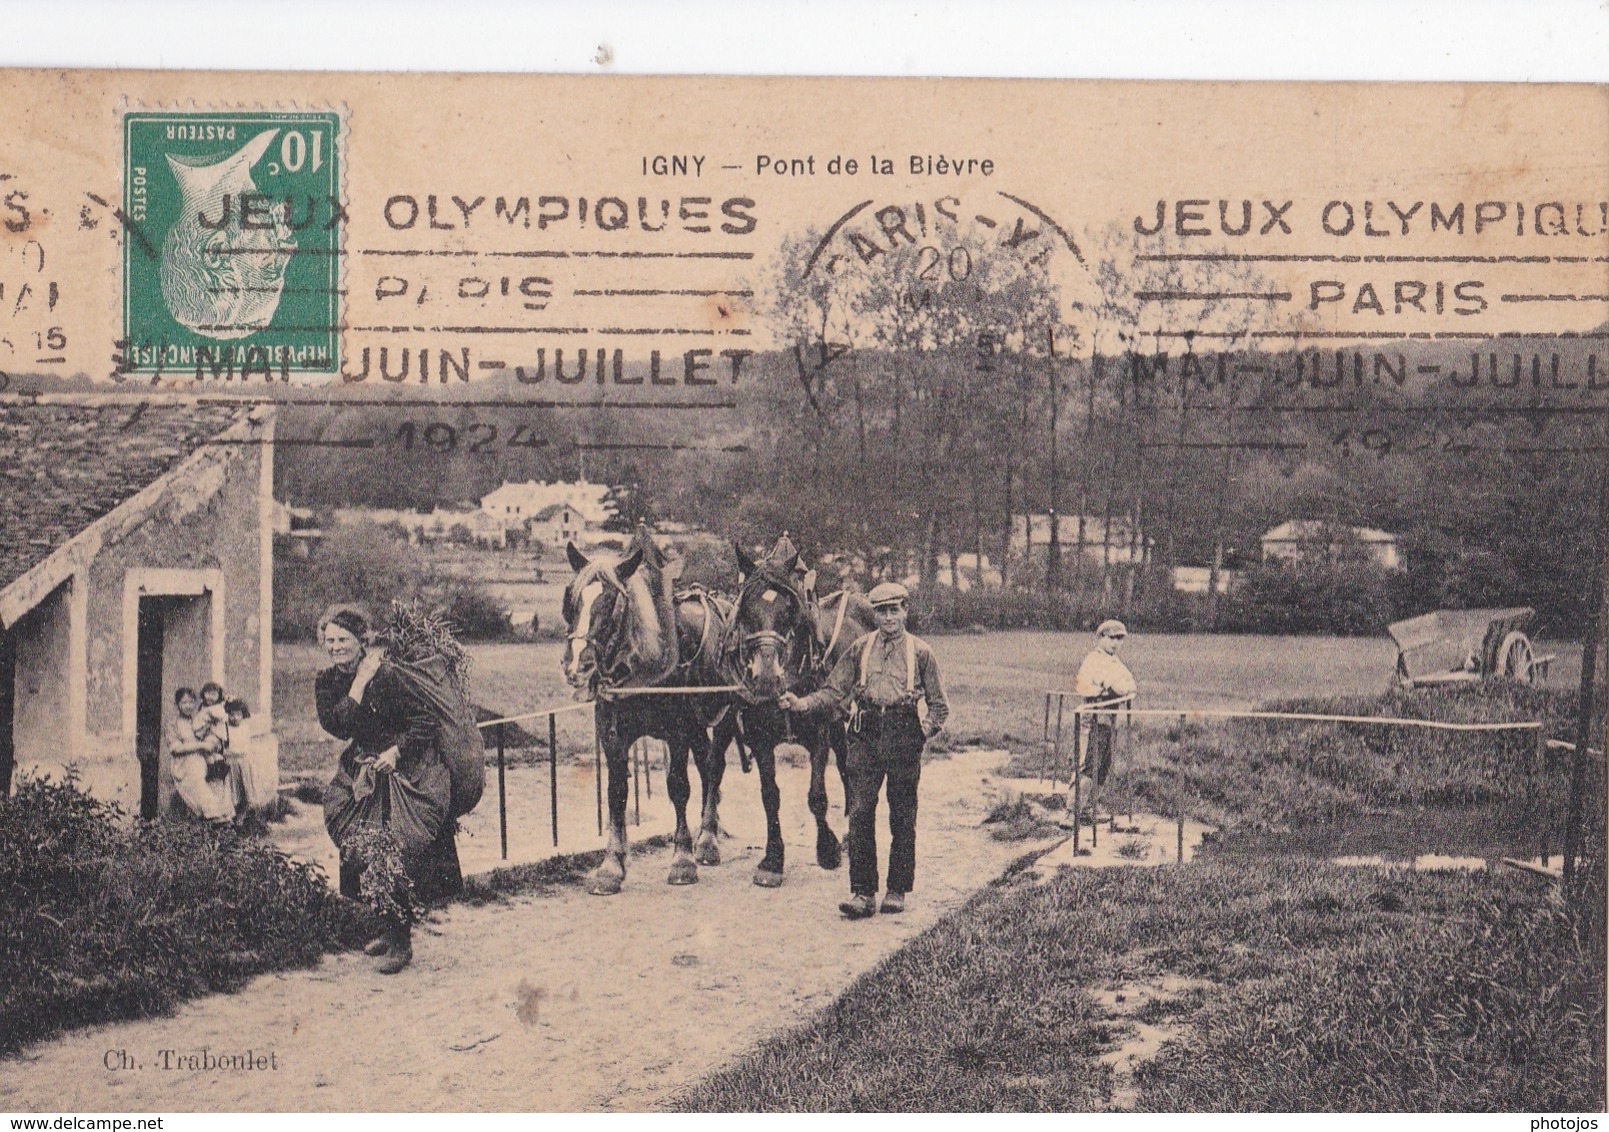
[0,775,367,1055]
[342,823,413,925]
[378,597,474,698]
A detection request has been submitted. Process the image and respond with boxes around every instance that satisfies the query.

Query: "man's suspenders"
[858,633,917,694]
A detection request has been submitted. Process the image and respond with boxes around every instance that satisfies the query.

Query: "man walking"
[780,582,947,919]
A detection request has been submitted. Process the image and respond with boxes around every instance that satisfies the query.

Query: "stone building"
[0,396,276,819]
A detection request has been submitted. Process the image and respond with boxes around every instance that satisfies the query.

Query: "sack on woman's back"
[324,759,448,853]
[384,655,485,818]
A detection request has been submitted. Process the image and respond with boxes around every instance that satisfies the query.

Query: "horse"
[722,535,878,886]
[561,528,736,895]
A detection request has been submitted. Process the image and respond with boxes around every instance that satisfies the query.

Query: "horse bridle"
[566,573,631,686]
[728,570,818,683]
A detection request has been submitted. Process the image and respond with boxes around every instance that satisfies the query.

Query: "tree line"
[273,222,1608,638]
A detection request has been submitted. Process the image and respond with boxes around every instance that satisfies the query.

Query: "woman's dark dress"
[315,663,463,904]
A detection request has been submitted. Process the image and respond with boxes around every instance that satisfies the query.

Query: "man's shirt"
[797,629,949,734]
[1073,649,1137,700]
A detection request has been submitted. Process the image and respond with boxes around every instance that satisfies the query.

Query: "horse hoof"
[587,868,624,896]
[816,839,843,871]
[694,841,722,867]
[668,859,699,885]
[752,868,784,889]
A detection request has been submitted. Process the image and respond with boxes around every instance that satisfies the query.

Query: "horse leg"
[666,729,699,885]
[695,716,730,866]
[752,741,785,887]
[587,729,632,896]
[806,722,842,870]
[831,721,854,862]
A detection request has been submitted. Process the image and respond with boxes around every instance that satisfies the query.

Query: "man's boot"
[879,891,905,914]
[839,892,876,920]
[375,923,413,974]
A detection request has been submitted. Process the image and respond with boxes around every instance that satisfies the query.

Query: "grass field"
[934,629,1582,755]
[272,630,1584,775]
[669,862,1604,1112]
[668,676,1605,1112]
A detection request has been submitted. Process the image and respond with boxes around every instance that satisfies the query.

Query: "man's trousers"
[845,705,925,897]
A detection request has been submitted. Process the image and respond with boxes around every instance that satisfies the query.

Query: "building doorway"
[134,593,212,819]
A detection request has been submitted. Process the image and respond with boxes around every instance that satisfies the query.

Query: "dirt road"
[2,750,1059,1112]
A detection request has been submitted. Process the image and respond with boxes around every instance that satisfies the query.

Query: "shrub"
[0,775,367,1055]
[1220,558,1400,636]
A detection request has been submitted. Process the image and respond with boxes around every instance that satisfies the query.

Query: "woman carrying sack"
[315,604,463,974]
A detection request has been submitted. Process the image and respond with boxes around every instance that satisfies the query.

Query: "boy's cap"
[1097,619,1128,638]
[868,582,910,608]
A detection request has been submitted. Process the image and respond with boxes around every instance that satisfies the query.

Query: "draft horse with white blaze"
[725,536,878,886]
[561,530,735,895]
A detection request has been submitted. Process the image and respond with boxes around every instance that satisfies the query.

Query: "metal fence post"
[1176,713,1186,865]
[1126,702,1135,828]
[1041,694,1052,786]
[1054,695,1066,790]
[1090,715,1100,851]
[549,712,559,849]
[497,722,508,861]
[1070,704,1082,855]
[632,739,642,826]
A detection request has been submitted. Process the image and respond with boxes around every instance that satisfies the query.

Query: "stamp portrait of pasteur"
[122,109,343,375]
[160,127,296,339]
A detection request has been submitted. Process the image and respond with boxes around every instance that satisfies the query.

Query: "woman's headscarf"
[318,603,371,642]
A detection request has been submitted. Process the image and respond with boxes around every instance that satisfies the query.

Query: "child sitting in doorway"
[168,687,233,823]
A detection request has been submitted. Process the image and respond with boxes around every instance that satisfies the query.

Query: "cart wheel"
[1497,631,1536,684]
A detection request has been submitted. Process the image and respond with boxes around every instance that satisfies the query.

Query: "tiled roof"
[0,399,249,593]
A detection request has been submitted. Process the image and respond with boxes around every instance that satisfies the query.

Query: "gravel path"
[1,750,1056,1112]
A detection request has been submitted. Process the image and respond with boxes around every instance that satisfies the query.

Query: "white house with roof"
[1261,520,1403,570]
[480,480,616,545]
[527,502,590,549]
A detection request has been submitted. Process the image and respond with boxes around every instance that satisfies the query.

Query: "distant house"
[480,479,616,546]
[1260,520,1403,571]
[526,502,589,549]
[1012,514,1149,565]
[0,397,276,819]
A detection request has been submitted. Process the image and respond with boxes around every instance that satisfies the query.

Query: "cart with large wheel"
[1387,606,1555,688]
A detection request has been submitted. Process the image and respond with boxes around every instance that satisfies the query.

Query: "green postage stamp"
[122,109,344,377]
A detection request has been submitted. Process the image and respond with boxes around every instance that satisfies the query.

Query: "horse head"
[730,536,816,704]
[561,542,645,694]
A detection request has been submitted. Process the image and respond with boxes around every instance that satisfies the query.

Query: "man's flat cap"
[1096,619,1128,638]
[868,582,911,607]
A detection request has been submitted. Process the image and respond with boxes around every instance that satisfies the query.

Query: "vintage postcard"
[0,71,1604,1115]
